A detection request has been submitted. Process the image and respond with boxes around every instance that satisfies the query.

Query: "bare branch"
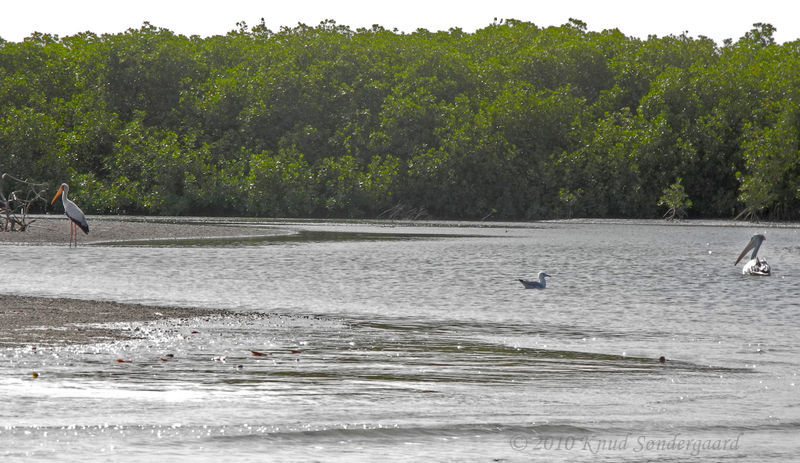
[1,173,49,232]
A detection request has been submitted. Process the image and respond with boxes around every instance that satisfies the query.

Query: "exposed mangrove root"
[377,202,431,221]
[1,173,49,232]
[734,208,761,223]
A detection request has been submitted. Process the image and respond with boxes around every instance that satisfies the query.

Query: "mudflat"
[0,295,226,347]
[0,215,276,245]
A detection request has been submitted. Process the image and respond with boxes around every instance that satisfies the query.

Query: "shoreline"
[0,215,285,246]
[0,294,227,347]
[2,215,796,248]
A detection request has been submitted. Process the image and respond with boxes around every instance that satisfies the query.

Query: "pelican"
[518,272,551,289]
[734,234,770,276]
[51,183,89,246]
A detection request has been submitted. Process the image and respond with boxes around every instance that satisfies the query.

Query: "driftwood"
[1,173,49,232]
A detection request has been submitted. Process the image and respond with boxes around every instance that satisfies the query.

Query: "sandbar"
[0,295,226,347]
[0,215,281,245]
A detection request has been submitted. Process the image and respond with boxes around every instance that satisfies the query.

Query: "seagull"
[518,272,551,289]
[51,183,89,246]
[734,234,770,276]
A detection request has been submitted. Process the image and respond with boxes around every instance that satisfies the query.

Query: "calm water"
[1,219,799,462]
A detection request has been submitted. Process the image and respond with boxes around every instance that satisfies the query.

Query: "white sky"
[2,0,800,45]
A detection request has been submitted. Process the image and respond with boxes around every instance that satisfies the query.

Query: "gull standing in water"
[518,272,551,289]
[734,234,770,276]
[51,183,89,247]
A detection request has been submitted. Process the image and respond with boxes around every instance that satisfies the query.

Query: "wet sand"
[0,215,280,245]
[0,216,278,347]
[0,295,226,347]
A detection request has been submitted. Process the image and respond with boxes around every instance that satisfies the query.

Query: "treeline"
[1,19,799,220]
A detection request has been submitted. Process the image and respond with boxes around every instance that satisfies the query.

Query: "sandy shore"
[0,295,227,347]
[0,215,282,245]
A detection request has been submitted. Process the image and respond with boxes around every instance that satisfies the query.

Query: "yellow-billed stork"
[51,183,89,246]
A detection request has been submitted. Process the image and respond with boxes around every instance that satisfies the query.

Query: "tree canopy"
[1,19,799,220]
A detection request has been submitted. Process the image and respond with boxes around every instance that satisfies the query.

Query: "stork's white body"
[52,183,88,247]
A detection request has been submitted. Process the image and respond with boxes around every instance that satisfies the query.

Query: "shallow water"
[1,220,799,461]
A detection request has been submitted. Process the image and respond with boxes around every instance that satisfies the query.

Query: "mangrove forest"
[1,19,799,220]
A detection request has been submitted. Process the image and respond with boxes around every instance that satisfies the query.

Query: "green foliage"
[736,101,800,221]
[658,178,693,220]
[244,148,310,216]
[0,20,798,220]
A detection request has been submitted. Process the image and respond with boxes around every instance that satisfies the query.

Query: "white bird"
[518,272,551,289]
[51,183,89,246]
[734,234,770,276]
